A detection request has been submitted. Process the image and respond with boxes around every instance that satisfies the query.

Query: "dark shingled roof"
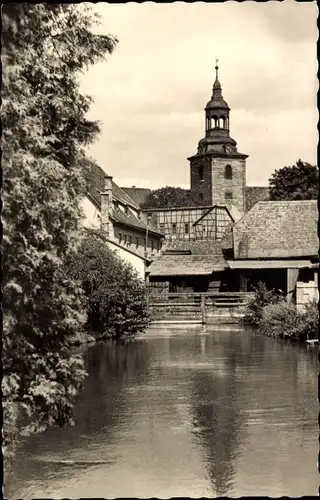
[233,200,318,259]
[121,187,151,207]
[245,186,270,212]
[147,253,227,276]
[110,208,161,236]
[147,239,228,276]
[84,161,140,211]
[164,239,226,256]
[84,161,162,236]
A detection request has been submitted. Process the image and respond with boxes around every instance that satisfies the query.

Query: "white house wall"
[296,272,319,311]
[81,195,145,280]
[81,196,100,229]
[107,241,145,280]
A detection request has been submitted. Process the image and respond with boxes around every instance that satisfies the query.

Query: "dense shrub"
[259,299,318,342]
[299,299,319,341]
[244,281,283,326]
[260,301,303,339]
[67,230,151,340]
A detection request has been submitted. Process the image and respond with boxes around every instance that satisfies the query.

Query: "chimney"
[101,175,113,236]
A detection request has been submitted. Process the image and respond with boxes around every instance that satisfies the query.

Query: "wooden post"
[239,273,247,292]
[201,295,206,324]
[286,268,299,303]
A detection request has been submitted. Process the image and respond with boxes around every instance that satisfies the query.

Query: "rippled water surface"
[5,325,318,498]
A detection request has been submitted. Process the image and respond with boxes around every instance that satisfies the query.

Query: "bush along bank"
[67,229,151,344]
[244,281,318,342]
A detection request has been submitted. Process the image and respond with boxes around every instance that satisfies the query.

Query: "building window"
[157,240,161,251]
[199,165,204,181]
[159,223,165,232]
[185,223,189,234]
[151,239,154,251]
[225,191,233,200]
[119,233,122,244]
[199,193,203,202]
[136,237,139,248]
[124,234,127,244]
[172,223,177,234]
[128,235,132,246]
[225,165,232,179]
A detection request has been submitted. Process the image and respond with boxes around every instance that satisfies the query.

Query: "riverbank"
[70,328,144,347]
[243,284,318,345]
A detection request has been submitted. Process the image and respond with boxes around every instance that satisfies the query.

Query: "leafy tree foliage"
[2,3,117,456]
[269,160,318,201]
[141,186,201,209]
[244,281,283,326]
[67,230,151,340]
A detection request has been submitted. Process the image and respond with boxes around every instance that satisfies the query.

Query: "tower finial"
[215,57,219,79]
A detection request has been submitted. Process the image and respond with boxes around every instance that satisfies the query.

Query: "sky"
[80,1,318,190]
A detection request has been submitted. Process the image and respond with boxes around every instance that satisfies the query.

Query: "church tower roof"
[205,60,229,110]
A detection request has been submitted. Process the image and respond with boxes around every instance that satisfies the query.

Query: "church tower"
[188,61,248,213]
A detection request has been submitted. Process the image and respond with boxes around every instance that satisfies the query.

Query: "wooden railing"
[148,291,253,324]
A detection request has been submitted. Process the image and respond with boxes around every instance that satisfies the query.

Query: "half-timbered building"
[146,204,242,242]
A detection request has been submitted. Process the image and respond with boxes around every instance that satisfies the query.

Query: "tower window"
[199,165,204,181]
[225,191,233,201]
[219,116,227,129]
[225,165,232,179]
[199,193,203,202]
[172,223,177,234]
[185,223,189,235]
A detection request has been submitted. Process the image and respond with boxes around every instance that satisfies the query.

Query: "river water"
[5,325,319,498]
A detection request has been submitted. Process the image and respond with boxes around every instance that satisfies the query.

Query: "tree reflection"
[6,339,153,498]
[189,336,246,496]
[11,340,153,461]
[74,339,152,433]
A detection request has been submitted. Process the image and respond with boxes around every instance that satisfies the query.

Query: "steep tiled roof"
[111,208,162,236]
[147,253,227,276]
[245,186,269,212]
[220,227,234,250]
[121,187,151,207]
[227,203,243,222]
[233,200,318,259]
[164,239,226,256]
[84,161,140,211]
[83,161,162,236]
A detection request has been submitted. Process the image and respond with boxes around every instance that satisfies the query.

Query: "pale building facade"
[81,162,164,280]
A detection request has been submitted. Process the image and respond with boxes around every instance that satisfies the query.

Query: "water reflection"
[189,334,246,496]
[5,327,318,498]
